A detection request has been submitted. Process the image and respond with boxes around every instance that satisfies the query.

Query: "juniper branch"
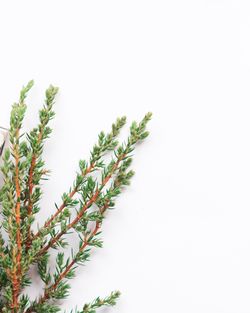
[0,81,152,313]
[9,80,34,312]
[78,291,121,313]
[35,114,150,259]
[28,152,135,309]
[24,85,58,249]
[31,116,126,243]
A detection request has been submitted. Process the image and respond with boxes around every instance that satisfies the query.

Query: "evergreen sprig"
[0,81,152,313]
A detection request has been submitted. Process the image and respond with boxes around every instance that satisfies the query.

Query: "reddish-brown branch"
[37,157,123,257]
[11,141,22,312]
[38,188,99,257]
[32,163,94,242]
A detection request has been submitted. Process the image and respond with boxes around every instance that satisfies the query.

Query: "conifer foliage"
[0,81,152,312]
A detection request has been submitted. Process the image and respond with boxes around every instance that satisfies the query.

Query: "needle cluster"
[0,81,151,313]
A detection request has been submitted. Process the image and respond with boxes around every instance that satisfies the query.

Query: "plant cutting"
[0,81,151,313]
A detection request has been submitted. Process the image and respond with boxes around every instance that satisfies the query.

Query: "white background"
[1,1,250,312]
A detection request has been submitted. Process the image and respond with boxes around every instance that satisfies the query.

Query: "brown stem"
[11,140,22,312]
[37,156,123,257]
[32,163,95,243]
[38,187,100,256]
